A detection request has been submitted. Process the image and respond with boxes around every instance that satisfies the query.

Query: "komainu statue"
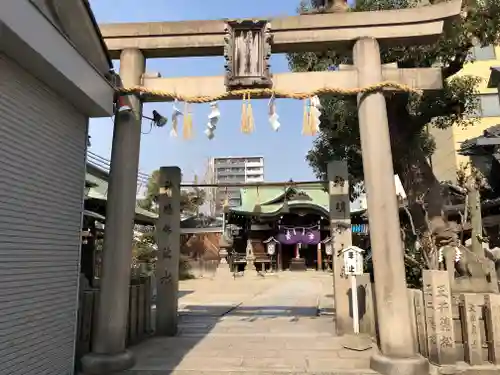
[440,243,499,293]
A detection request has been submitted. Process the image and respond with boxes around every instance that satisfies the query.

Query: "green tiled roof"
[230,184,329,216]
[86,172,108,198]
[85,168,158,223]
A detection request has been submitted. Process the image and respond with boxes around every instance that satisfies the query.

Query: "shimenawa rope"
[116,81,421,103]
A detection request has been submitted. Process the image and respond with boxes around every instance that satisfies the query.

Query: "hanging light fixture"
[152,110,168,127]
[142,110,168,130]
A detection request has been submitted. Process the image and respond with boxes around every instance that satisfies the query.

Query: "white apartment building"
[210,156,264,215]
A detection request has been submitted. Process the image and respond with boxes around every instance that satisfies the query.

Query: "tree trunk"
[386,99,457,269]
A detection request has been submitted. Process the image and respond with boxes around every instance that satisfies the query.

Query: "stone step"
[118,361,375,374]
[119,371,378,375]
[124,346,374,374]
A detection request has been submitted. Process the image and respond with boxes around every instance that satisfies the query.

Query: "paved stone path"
[122,270,377,374]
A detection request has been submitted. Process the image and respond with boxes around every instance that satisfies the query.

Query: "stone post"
[156,166,181,336]
[468,184,483,256]
[81,49,145,374]
[460,293,483,365]
[353,37,428,375]
[246,240,256,272]
[327,160,352,335]
[484,294,500,364]
[218,213,230,272]
[422,271,456,365]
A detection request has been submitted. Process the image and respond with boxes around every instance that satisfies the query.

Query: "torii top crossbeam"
[100,1,461,58]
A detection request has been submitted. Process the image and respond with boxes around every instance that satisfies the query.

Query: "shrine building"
[224,184,368,271]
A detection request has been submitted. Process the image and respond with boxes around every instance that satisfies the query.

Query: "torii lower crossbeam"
[139,68,442,102]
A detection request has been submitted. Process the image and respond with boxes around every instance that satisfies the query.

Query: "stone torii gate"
[82,2,462,375]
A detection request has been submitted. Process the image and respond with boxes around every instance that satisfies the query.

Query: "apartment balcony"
[216,176,246,183]
[245,161,264,168]
[246,176,264,182]
[245,169,264,175]
[214,161,246,169]
[216,169,246,176]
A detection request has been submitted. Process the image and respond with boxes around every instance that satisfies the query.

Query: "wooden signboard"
[223,20,272,89]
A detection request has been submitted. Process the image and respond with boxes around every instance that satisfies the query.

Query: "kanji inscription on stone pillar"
[422,270,456,365]
[460,293,484,365]
[327,160,352,335]
[156,166,181,336]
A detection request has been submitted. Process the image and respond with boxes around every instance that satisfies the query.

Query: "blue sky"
[88,0,322,182]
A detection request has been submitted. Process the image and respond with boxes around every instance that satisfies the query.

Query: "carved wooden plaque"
[224,20,272,90]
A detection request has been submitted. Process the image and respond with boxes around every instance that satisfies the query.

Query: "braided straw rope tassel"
[183,102,193,139]
[309,98,318,136]
[246,93,254,134]
[241,93,248,133]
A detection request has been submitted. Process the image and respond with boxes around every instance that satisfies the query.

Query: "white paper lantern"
[267,242,276,255]
[325,243,333,256]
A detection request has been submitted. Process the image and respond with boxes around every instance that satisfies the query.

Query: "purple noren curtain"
[277,229,320,245]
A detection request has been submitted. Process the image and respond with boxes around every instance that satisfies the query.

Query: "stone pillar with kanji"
[422,270,456,365]
[327,160,352,335]
[156,166,181,336]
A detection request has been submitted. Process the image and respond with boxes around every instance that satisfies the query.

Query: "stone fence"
[408,270,500,369]
[348,270,500,371]
[75,277,153,368]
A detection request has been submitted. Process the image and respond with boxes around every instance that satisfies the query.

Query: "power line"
[86,150,151,195]
[87,151,149,180]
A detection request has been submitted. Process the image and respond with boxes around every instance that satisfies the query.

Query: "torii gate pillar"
[81,48,145,375]
[354,37,427,375]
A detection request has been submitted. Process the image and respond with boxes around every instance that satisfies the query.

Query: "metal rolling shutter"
[0,54,87,375]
